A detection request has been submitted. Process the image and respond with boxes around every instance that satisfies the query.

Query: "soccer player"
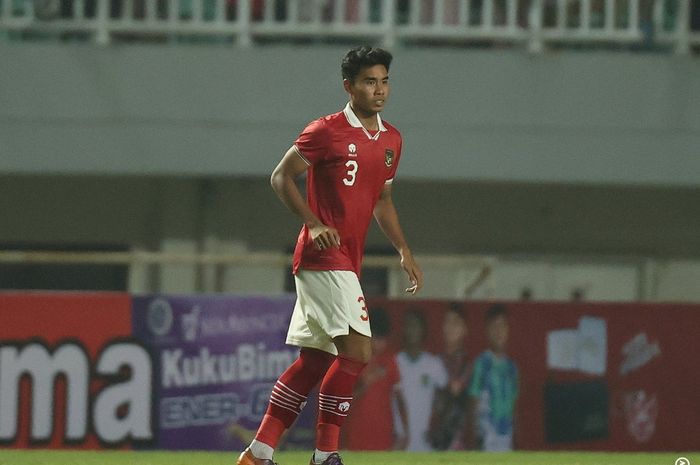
[236,46,423,465]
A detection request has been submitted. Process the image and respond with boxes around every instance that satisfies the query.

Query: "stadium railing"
[0,0,698,53]
[0,248,494,298]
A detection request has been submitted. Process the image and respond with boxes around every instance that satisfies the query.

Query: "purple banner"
[133,295,315,451]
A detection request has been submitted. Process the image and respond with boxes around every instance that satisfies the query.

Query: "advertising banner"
[2,292,698,452]
[132,295,314,451]
[0,292,145,449]
[364,299,700,452]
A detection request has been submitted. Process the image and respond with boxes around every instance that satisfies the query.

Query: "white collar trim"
[343,102,387,140]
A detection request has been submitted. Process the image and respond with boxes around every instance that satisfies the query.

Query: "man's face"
[487,315,509,352]
[404,314,425,347]
[443,311,467,349]
[344,64,390,117]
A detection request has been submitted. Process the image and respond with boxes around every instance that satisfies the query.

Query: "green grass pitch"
[0,450,697,465]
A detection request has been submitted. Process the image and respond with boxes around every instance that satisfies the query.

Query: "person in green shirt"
[468,304,518,451]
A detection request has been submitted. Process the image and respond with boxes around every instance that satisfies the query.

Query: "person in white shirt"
[395,309,448,452]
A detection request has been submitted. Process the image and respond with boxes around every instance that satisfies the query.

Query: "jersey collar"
[343,102,387,141]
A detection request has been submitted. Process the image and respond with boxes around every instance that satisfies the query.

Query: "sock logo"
[319,393,352,417]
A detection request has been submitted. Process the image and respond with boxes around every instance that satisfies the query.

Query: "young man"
[395,309,447,452]
[468,304,518,452]
[237,46,423,465]
[429,304,471,450]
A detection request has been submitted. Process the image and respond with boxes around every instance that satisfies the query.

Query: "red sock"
[316,356,367,452]
[254,348,335,448]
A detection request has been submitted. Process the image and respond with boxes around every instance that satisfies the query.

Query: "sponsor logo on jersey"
[338,401,351,412]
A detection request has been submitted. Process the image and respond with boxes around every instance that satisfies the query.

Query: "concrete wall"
[4,175,700,257]
[2,43,700,185]
[3,41,700,299]
[3,174,700,299]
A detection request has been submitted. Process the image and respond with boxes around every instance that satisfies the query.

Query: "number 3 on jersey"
[343,160,358,186]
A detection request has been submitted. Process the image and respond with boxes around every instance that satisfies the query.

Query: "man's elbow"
[270,167,283,193]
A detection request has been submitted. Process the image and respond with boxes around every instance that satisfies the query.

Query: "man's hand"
[309,223,341,250]
[400,249,423,294]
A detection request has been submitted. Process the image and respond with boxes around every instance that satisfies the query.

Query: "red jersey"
[292,103,402,277]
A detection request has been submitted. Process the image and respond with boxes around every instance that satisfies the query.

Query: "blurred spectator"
[396,0,409,24]
[325,0,382,24]
[175,0,264,22]
[428,303,471,450]
[694,0,700,31]
[33,0,62,20]
[395,308,448,452]
[343,307,409,451]
[468,304,518,452]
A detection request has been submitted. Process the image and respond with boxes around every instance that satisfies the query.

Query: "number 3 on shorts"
[358,296,369,321]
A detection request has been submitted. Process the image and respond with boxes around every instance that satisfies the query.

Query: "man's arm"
[466,396,478,450]
[373,183,423,294]
[270,146,340,250]
[393,387,409,450]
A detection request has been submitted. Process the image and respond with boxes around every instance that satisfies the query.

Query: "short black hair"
[341,46,393,83]
[370,307,391,337]
[486,304,508,323]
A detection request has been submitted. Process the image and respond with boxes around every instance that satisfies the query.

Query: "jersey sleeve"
[294,118,330,165]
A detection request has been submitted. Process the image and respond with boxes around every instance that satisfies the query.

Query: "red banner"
[2,293,697,451]
[0,292,138,449]
[367,299,700,451]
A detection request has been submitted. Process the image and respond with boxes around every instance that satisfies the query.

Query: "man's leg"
[243,347,334,462]
[311,330,370,464]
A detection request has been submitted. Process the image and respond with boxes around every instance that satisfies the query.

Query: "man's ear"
[343,78,352,94]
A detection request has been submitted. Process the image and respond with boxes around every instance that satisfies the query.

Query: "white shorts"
[286,270,371,355]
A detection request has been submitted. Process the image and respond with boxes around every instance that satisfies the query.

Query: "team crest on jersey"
[384,149,394,167]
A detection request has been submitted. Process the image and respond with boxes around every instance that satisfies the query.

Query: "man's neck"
[405,347,422,360]
[350,104,379,131]
[490,348,506,358]
[445,343,464,356]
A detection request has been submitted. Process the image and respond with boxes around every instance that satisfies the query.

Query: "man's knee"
[333,331,372,363]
